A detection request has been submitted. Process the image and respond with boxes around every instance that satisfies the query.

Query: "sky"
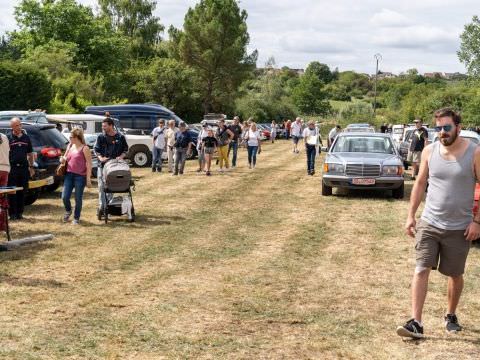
[0,0,478,74]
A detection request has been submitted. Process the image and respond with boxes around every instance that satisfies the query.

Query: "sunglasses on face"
[434,125,454,132]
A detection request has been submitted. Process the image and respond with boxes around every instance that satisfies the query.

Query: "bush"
[0,61,52,110]
[339,102,374,123]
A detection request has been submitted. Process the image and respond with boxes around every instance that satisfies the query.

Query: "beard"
[439,130,458,146]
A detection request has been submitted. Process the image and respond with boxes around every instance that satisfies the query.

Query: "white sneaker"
[217,168,224,173]
[72,219,80,225]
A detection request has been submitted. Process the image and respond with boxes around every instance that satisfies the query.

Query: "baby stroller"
[99,159,135,223]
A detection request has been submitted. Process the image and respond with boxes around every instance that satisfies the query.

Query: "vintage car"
[322,132,405,198]
[398,126,435,169]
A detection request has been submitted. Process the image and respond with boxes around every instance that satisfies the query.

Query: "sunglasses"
[434,125,454,132]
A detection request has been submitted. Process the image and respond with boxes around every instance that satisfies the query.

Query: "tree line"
[2,0,480,126]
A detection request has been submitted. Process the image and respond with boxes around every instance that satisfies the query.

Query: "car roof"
[85,104,175,115]
[337,132,391,138]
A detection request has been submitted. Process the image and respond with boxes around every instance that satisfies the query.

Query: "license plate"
[352,178,375,185]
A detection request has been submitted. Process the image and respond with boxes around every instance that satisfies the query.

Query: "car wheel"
[129,146,152,167]
[322,182,333,196]
[392,183,405,199]
[24,190,39,206]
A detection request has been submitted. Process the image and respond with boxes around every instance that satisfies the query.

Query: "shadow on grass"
[0,273,66,288]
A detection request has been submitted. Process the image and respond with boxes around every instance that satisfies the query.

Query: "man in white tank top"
[397,108,480,339]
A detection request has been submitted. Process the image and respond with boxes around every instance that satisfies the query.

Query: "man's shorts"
[292,136,300,144]
[415,219,471,276]
[407,150,422,163]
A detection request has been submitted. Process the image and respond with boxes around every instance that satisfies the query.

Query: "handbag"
[55,144,71,177]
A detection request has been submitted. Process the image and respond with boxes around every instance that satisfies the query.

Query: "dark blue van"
[85,104,183,133]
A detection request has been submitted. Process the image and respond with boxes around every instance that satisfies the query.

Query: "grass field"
[2,140,480,359]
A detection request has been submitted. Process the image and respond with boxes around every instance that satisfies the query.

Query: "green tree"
[0,61,52,110]
[304,61,336,84]
[175,0,257,113]
[292,73,332,116]
[98,0,163,59]
[339,102,374,123]
[459,16,480,77]
[11,0,129,76]
[130,58,202,121]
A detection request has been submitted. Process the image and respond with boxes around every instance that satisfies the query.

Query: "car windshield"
[333,136,395,154]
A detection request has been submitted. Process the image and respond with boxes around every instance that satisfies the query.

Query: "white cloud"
[370,9,411,27]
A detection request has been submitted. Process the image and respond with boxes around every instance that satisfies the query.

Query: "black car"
[0,122,68,205]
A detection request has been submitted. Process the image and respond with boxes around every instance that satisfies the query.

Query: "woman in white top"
[243,122,262,169]
[303,121,322,175]
[270,120,277,143]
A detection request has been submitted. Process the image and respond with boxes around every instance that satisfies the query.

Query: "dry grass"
[1,141,480,359]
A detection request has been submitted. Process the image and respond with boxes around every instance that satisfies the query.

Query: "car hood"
[326,152,402,165]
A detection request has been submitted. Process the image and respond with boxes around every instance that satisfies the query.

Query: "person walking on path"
[196,123,209,172]
[244,122,262,169]
[397,108,480,339]
[291,117,303,153]
[151,119,166,173]
[165,119,179,173]
[202,129,218,176]
[216,119,234,172]
[408,119,429,180]
[173,122,194,176]
[94,117,128,218]
[228,116,242,168]
[285,119,292,140]
[270,120,277,143]
[7,118,35,220]
[303,120,322,176]
[61,128,92,224]
[328,125,341,149]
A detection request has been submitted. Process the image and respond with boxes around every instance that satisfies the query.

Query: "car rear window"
[39,128,68,149]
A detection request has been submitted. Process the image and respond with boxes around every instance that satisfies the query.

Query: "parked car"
[322,132,405,198]
[85,104,183,134]
[0,122,68,205]
[344,126,375,133]
[0,111,49,124]
[433,129,480,144]
[391,124,405,144]
[47,114,156,167]
[398,127,436,169]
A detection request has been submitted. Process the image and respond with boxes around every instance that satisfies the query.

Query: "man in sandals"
[397,108,480,339]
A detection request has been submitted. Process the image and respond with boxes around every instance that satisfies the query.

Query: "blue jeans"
[152,147,163,171]
[247,146,258,166]
[62,172,86,220]
[228,141,239,166]
[306,145,316,172]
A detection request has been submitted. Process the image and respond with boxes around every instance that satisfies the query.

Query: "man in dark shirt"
[408,119,429,180]
[228,116,242,168]
[173,122,194,176]
[380,123,387,133]
[8,118,35,220]
[94,117,129,215]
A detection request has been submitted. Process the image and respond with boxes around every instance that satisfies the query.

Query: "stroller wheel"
[128,207,135,223]
[97,208,103,221]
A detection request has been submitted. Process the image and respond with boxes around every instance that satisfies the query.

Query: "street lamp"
[373,53,382,116]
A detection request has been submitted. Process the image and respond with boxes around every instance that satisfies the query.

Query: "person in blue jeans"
[151,119,166,172]
[303,121,322,176]
[61,128,92,224]
[243,122,262,169]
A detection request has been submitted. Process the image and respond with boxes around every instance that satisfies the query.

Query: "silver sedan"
[322,132,405,198]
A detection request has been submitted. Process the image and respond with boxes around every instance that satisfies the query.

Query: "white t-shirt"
[329,128,339,141]
[303,127,319,146]
[197,129,209,150]
[246,130,261,146]
[152,126,166,149]
[0,133,10,173]
[291,122,302,137]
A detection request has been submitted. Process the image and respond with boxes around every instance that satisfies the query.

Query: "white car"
[47,114,154,167]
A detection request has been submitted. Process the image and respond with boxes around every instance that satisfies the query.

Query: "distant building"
[375,71,397,80]
[424,72,444,79]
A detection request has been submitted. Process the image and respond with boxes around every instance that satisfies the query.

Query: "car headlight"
[383,165,403,176]
[323,163,344,174]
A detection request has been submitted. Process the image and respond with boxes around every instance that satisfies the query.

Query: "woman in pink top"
[60,128,92,224]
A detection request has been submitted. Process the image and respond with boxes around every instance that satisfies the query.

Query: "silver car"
[322,132,405,198]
